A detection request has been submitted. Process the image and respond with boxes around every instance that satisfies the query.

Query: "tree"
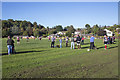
[33,22,37,28]
[49,29,57,34]
[55,25,63,31]
[68,25,75,32]
[65,31,72,37]
[97,29,106,36]
[23,31,28,36]
[85,24,91,34]
[33,29,40,37]
[92,24,100,34]
[11,25,20,35]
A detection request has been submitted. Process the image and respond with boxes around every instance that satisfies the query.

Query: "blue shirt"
[90,36,95,42]
[59,39,62,43]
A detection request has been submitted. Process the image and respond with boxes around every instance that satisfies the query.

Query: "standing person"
[48,36,51,41]
[103,35,108,50]
[21,36,23,40]
[59,38,62,48]
[27,36,29,42]
[76,34,81,49]
[90,35,95,50]
[110,37,112,44]
[66,37,69,47]
[71,35,75,49]
[51,36,55,48]
[17,36,20,44]
[112,36,115,43]
[107,36,110,44]
[81,36,85,45]
[7,36,14,55]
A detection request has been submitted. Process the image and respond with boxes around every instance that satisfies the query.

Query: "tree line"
[1,19,120,37]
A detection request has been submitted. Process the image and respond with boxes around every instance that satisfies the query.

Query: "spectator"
[71,35,75,49]
[59,38,62,48]
[51,36,55,48]
[76,34,81,49]
[90,35,95,50]
[7,36,14,55]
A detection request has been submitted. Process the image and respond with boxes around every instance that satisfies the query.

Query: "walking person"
[103,35,108,50]
[71,35,75,49]
[59,38,62,48]
[7,36,14,55]
[76,34,81,49]
[90,35,95,50]
[51,36,55,48]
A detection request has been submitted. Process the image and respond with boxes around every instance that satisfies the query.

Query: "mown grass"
[1,38,118,78]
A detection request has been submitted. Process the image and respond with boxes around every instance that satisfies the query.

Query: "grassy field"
[1,38,118,78]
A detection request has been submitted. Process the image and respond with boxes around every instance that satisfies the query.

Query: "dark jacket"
[7,39,14,46]
[76,36,81,42]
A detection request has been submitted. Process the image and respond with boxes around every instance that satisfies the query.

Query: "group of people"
[50,35,85,49]
[6,34,116,55]
[103,35,115,50]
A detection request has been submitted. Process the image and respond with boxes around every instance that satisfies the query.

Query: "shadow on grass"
[82,43,90,45]
[1,50,48,56]
[96,46,118,49]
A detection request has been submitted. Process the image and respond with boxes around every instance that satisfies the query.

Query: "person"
[112,36,115,43]
[48,36,51,41]
[90,35,95,50]
[51,36,55,48]
[66,37,69,47]
[21,36,23,40]
[81,36,85,45]
[71,35,75,49]
[110,37,112,44]
[59,38,62,48]
[76,34,81,49]
[27,36,29,42]
[39,37,42,40]
[17,36,20,44]
[103,35,108,50]
[7,36,14,55]
[107,36,110,44]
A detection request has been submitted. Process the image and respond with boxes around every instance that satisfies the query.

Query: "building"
[74,31,81,35]
[104,29,113,36]
[116,28,120,34]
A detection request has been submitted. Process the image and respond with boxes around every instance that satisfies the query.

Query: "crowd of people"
[6,34,116,55]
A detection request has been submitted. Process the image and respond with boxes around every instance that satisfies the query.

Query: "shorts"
[17,40,20,42]
[77,42,81,45]
[104,42,107,44]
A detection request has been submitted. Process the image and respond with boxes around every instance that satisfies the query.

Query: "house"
[74,31,81,35]
[116,28,120,34]
[104,29,113,36]
[57,31,66,35]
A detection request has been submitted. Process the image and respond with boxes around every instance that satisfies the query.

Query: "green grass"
[1,38,118,78]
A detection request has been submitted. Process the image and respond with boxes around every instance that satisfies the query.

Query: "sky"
[2,2,118,28]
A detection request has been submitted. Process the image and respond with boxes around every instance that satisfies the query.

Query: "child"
[103,35,108,50]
